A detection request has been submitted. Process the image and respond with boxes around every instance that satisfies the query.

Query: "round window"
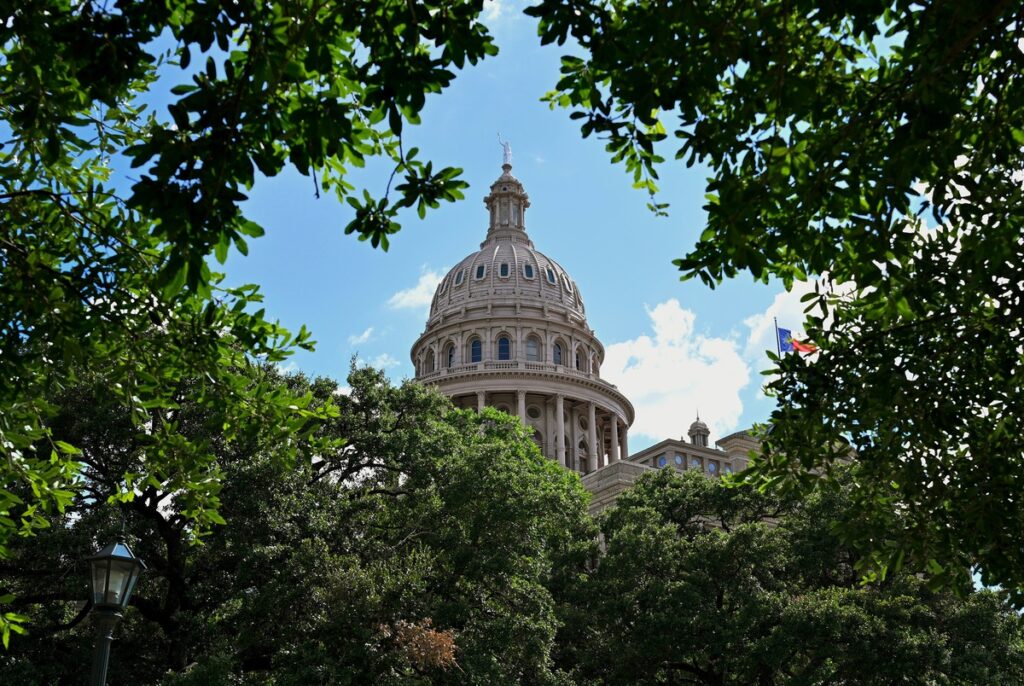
[674,455,683,465]
[724,464,733,474]
[657,455,667,467]
[496,404,510,414]
[527,406,541,420]
[709,462,718,473]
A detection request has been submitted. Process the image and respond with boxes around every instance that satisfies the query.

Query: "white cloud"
[366,353,400,370]
[603,299,751,445]
[347,326,375,346]
[387,266,446,312]
[483,0,506,22]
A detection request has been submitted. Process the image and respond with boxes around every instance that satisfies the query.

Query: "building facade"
[411,160,753,510]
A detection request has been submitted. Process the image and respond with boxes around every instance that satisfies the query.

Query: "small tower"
[688,415,710,448]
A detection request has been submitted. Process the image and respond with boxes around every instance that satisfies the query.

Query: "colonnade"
[472,390,629,474]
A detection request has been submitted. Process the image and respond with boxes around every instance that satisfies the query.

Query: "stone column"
[517,390,526,424]
[611,416,621,462]
[587,402,598,473]
[570,405,579,472]
[477,391,486,413]
[621,427,629,460]
[555,395,566,468]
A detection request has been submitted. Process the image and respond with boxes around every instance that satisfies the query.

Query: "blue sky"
[222,2,814,452]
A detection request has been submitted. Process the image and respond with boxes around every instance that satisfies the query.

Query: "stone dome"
[411,161,634,476]
[427,164,585,325]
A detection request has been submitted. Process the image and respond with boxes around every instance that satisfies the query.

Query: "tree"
[1,0,497,640]
[557,469,1024,685]
[0,366,594,683]
[528,0,1024,597]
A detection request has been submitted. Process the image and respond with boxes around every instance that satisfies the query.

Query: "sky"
[222,1,815,452]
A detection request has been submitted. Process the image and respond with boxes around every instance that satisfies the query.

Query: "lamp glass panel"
[123,566,142,606]
[104,560,135,606]
[91,561,110,605]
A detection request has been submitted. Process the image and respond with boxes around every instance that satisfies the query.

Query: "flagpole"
[773,317,781,357]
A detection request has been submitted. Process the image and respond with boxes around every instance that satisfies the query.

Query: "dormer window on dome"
[545,268,556,284]
[454,269,465,286]
[475,265,486,280]
[524,264,534,279]
[499,263,509,278]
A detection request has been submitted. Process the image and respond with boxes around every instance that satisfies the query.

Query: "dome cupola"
[688,415,711,448]
[482,163,532,246]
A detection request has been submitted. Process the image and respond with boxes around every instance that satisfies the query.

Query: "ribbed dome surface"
[430,243,585,318]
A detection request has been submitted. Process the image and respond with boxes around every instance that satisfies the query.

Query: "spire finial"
[497,133,512,168]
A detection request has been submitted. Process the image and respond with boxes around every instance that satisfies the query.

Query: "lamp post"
[86,541,146,686]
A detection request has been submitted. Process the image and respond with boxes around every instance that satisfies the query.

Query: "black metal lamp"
[86,541,146,686]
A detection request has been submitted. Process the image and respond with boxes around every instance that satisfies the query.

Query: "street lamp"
[86,540,146,686]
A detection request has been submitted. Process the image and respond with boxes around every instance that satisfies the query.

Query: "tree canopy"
[529,0,1024,597]
[560,469,1024,685]
[0,0,496,643]
[6,370,1022,684]
[0,366,594,683]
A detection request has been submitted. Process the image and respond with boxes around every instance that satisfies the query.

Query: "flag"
[777,327,794,353]
[777,325,817,354]
[791,338,817,353]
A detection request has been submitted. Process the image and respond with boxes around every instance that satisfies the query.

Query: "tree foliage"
[559,469,1024,685]
[0,0,497,640]
[0,366,593,683]
[529,0,1024,596]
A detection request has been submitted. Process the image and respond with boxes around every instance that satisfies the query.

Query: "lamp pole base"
[89,610,122,686]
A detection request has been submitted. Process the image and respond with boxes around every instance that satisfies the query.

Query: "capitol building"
[411,158,757,511]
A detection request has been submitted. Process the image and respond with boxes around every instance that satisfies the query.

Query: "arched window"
[469,338,482,363]
[425,349,435,373]
[526,336,540,362]
[444,343,455,368]
[575,350,583,371]
[497,336,511,360]
[553,342,563,365]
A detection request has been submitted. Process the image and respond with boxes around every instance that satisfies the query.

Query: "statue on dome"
[497,134,512,166]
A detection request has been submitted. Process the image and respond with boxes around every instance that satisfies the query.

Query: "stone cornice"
[417,363,634,424]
